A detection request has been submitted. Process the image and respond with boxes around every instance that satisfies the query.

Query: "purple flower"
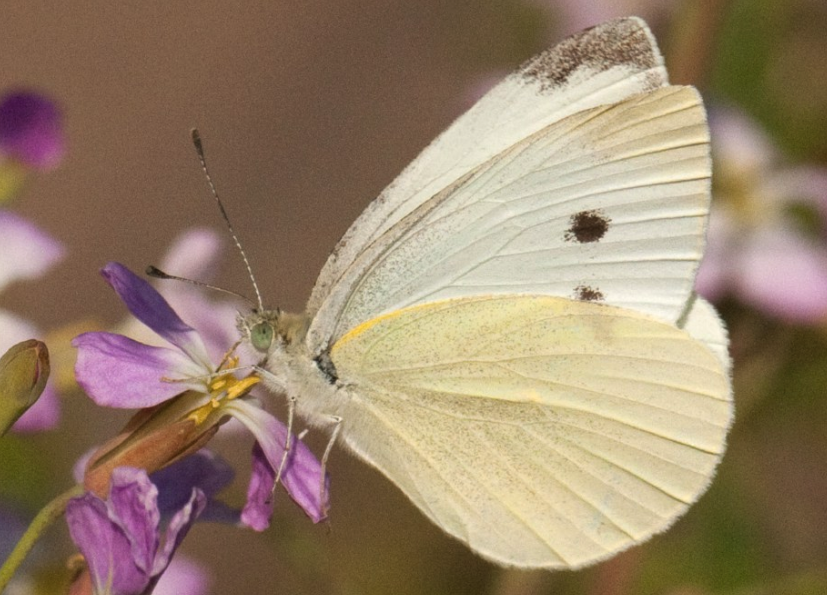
[114,228,241,363]
[0,91,64,170]
[696,108,827,322]
[75,447,242,530]
[0,210,64,432]
[0,506,26,561]
[531,0,678,35]
[153,556,211,595]
[73,262,328,526]
[65,467,206,595]
[149,450,239,525]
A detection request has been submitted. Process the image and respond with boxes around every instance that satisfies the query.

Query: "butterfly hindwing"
[680,295,731,372]
[330,295,731,568]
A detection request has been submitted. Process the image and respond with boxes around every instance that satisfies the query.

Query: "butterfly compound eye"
[250,322,274,352]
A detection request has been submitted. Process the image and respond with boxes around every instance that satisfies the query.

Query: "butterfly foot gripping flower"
[72,262,328,527]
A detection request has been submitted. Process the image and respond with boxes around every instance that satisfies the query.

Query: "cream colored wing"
[307,17,669,321]
[681,295,731,374]
[330,295,732,569]
[308,85,710,353]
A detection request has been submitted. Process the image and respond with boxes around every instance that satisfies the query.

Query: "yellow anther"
[186,395,223,425]
[186,403,214,425]
[220,355,240,370]
[226,375,260,400]
[209,371,240,393]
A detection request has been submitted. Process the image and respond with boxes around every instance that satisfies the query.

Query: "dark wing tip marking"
[520,18,658,92]
[564,209,612,243]
[574,285,605,302]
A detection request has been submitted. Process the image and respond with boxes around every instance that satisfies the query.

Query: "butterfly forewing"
[329,295,731,568]
[306,17,669,324]
[308,85,710,351]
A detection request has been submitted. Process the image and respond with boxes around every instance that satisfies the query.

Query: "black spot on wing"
[564,209,611,243]
[575,285,604,302]
[520,18,659,92]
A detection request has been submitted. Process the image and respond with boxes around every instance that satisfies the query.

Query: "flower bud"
[81,391,223,497]
[0,339,49,436]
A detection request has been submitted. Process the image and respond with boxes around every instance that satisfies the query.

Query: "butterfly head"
[237,308,308,356]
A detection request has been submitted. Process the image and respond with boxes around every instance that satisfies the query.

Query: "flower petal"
[0,211,64,291]
[73,331,206,408]
[67,468,206,595]
[280,435,330,525]
[695,207,736,301]
[151,450,235,517]
[710,106,775,175]
[9,384,59,432]
[108,468,161,575]
[101,263,211,368]
[241,442,276,531]
[159,228,223,282]
[66,493,150,595]
[152,556,211,595]
[739,227,827,322]
[156,229,241,360]
[225,399,329,523]
[150,488,206,580]
[114,230,241,363]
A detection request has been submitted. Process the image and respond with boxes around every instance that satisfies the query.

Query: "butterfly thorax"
[237,308,348,427]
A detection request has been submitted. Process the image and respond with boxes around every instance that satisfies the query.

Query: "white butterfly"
[238,17,733,570]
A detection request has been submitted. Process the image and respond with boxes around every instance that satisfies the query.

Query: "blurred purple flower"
[531,0,677,35]
[0,91,64,170]
[73,262,328,526]
[0,210,64,431]
[696,108,827,322]
[153,555,211,595]
[65,467,206,595]
[0,506,26,561]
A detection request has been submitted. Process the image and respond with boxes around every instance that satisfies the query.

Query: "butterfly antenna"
[191,128,265,312]
[145,265,254,305]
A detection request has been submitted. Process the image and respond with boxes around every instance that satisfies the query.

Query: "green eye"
[250,322,274,352]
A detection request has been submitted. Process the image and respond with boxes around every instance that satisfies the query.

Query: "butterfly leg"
[252,364,295,487]
[317,415,341,517]
[274,392,297,486]
[253,364,287,394]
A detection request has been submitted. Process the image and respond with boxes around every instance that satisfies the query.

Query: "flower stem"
[0,484,85,590]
